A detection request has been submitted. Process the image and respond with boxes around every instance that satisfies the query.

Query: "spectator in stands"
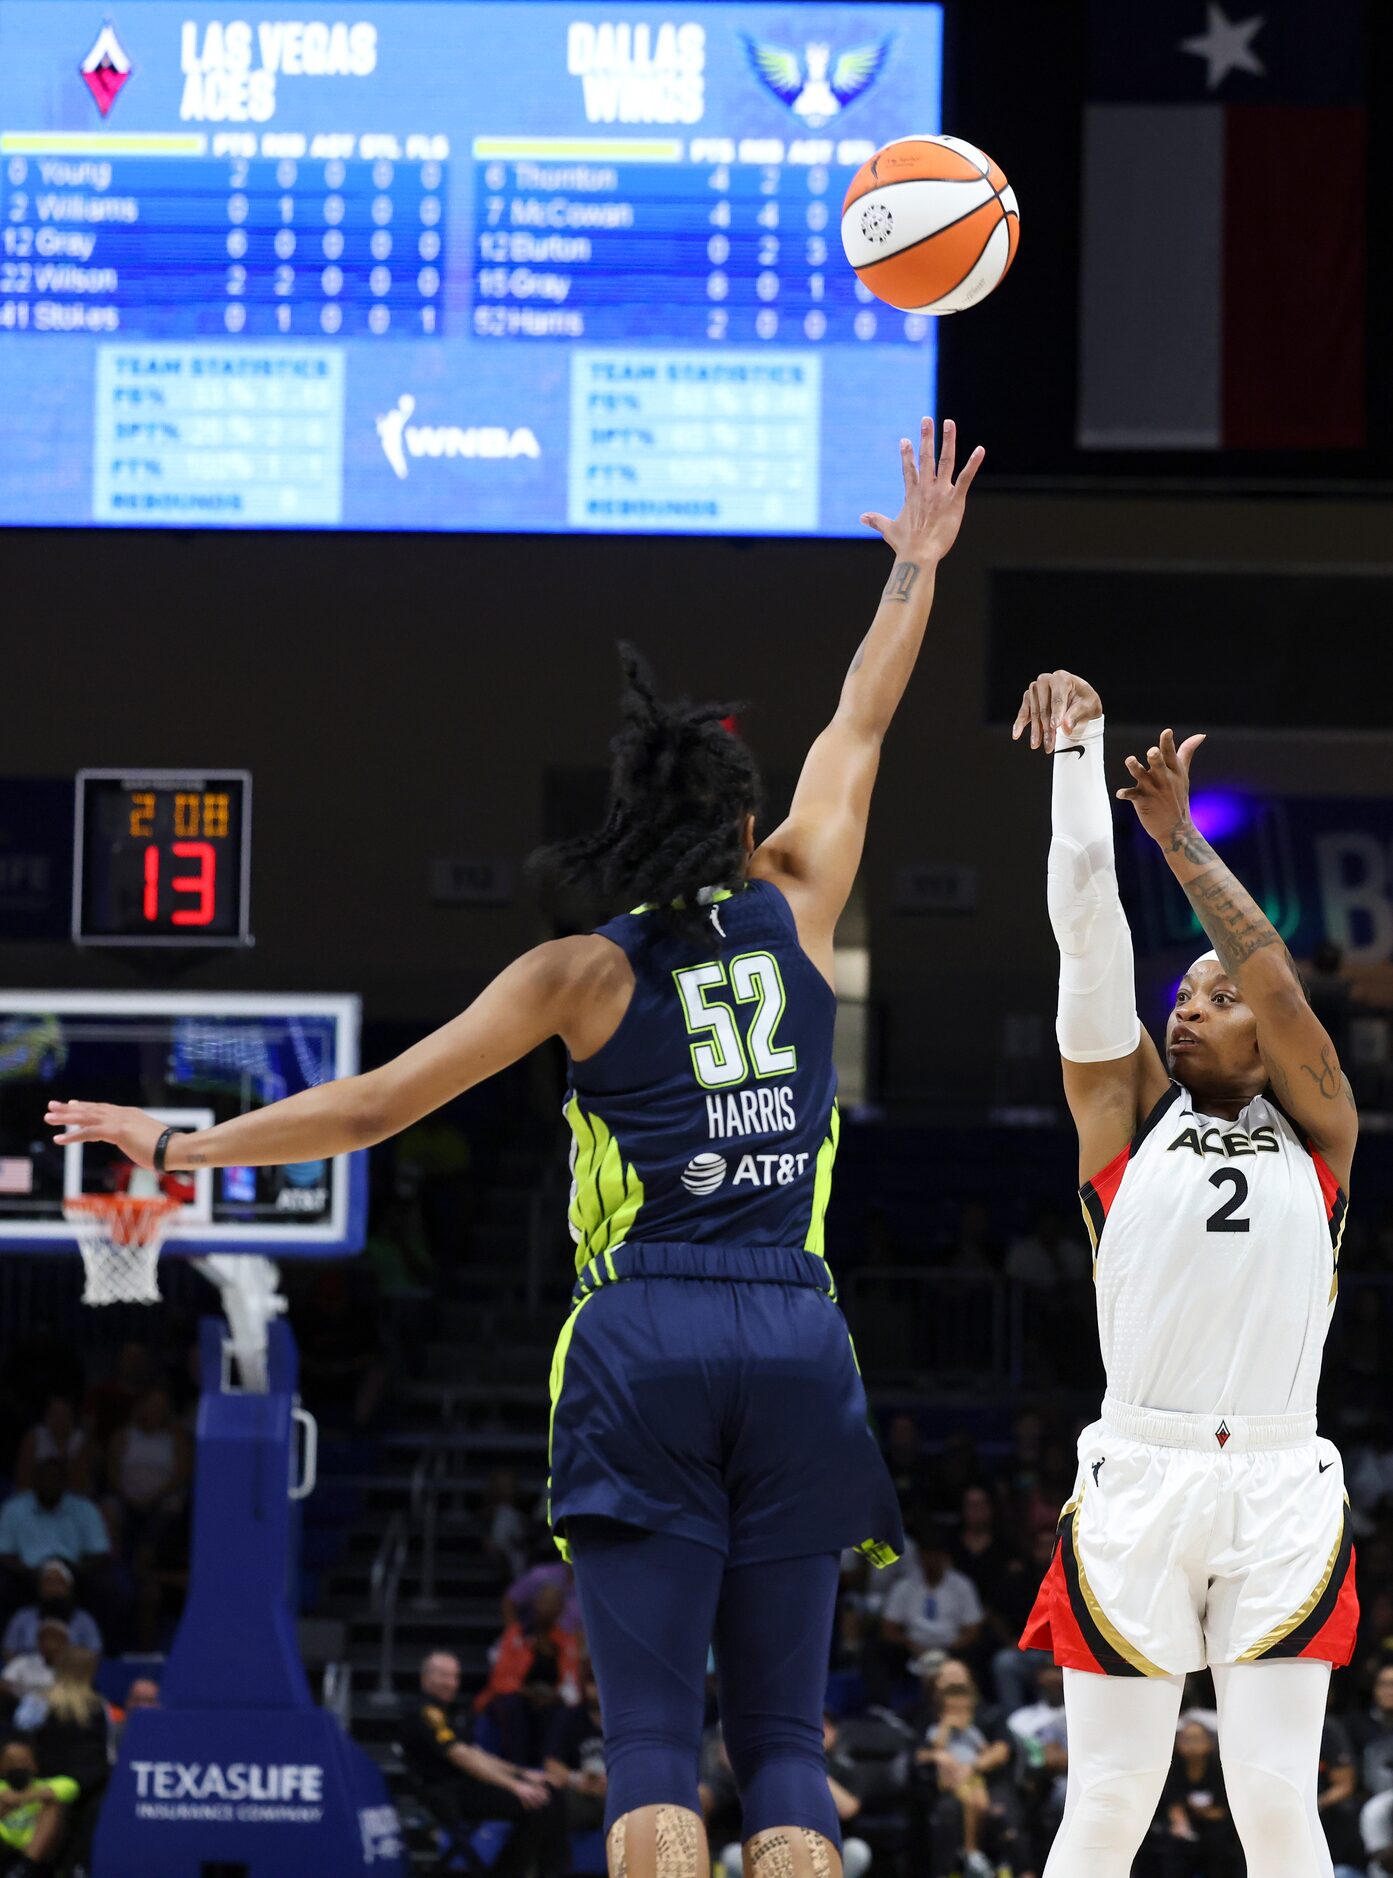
[484,1470,531,1585]
[705,1715,874,1878]
[989,1525,1057,1712]
[106,1386,192,1554]
[1006,1663,1068,1868]
[293,1267,387,1432]
[402,1650,565,1878]
[2,1565,100,1663]
[883,1414,931,1511]
[504,1558,581,1635]
[475,1582,580,1766]
[12,1400,90,1500]
[1316,1698,1363,1877]
[0,1623,67,1704]
[1157,1719,1239,1878]
[542,1660,606,1835]
[0,1737,76,1872]
[882,1526,983,1668]
[953,1486,1011,1616]
[0,1463,108,1593]
[122,1678,159,1713]
[1364,1788,1393,1875]
[83,1343,150,1451]
[1351,1659,1393,1798]
[912,1659,1018,1878]
[29,1647,110,1795]
[821,1713,873,1878]
[1004,1208,1090,1292]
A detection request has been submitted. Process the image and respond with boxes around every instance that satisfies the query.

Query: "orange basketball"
[841,135,1020,316]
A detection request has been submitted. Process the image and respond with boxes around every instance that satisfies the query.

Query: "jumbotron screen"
[0,1,942,535]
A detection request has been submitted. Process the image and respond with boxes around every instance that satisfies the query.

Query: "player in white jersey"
[1010,670,1358,1878]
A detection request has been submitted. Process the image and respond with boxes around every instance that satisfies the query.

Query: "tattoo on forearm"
[848,634,869,675]
[883,561,920,603]
[1169,824,1289,974]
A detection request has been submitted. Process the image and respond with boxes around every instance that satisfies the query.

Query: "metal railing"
[321,1660,351,1732]
[410,1444,448,1612]
[367,1510,408,1709]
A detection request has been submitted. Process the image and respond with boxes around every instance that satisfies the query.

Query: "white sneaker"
[963,1853,994,1878]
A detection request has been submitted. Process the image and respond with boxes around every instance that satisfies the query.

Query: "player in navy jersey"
[46,417,984,1878]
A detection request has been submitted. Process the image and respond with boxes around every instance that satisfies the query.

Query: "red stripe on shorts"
[1018,1539,1106,1675]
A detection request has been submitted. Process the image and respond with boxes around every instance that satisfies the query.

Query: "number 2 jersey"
[564,878,841,1282]
[1080,1081,1349,1418]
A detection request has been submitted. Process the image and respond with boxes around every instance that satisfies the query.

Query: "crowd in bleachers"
[401,1334,1393,1878]
[0,1337,182,1875]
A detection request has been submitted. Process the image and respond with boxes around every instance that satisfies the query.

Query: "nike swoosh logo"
[1318,1460,1334,1474]
[1054,745,1085,758]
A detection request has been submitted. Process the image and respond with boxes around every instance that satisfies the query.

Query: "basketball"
[841,134,1020,315]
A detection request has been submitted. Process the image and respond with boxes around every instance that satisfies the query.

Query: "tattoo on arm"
[883,561,920,603]
[848,636,868,675]
[1297,1047,1358,1111]
[1169,824,1292,975]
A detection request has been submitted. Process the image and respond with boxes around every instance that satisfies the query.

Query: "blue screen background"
[0,0,942,534]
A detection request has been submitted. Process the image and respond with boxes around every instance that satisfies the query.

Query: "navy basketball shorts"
[547,1249,903,1570]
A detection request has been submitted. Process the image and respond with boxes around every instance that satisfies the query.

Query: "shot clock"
[73,770,252,947]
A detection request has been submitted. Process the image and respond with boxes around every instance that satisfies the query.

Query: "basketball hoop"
[63,1194,179,1306]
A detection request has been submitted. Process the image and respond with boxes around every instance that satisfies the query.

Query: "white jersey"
[1080,1083,1347,1419]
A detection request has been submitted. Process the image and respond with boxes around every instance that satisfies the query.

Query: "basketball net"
[67,1171,287,1390]
[63,1189,177,1307]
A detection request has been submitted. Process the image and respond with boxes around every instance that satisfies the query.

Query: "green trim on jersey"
[565,1097,646,1274]
[804,1101,841,1263]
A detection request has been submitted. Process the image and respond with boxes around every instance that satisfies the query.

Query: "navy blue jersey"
[565,879,839,1279]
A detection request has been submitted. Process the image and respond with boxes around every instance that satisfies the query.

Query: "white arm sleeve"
[1048,714,1141,1064]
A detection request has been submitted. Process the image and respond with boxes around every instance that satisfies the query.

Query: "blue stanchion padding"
[93,1318,403,1875]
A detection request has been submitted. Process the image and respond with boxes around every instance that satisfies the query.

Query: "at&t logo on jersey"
[682,1152,727,1195]
[681,1149,811,1194]
[567,21,706,124]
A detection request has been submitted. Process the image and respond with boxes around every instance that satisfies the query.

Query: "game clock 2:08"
[73,769,252,946]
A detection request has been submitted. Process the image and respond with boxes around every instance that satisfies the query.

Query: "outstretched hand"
[44,1101,167,1170]
[1115,727,1207,845]
[860,416,984,563]
[1011,669,1102,754]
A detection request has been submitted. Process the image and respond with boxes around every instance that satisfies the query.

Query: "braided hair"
[531,643,760,933]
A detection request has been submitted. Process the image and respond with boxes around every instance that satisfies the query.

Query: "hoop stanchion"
[62,1194,179,1305]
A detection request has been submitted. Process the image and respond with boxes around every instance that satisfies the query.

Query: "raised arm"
[1118,728,1358,1188]
[45,936,625,1172]
[752,416,983,979]
[1012,671,1170,1181]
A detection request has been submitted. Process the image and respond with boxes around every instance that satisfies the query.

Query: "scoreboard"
[74,769,252,945]
[0,1,943,535]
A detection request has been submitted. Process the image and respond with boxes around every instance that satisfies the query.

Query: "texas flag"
[1078,1,1366,450]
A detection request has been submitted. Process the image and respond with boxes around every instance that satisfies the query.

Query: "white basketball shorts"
[1021,1394,1358,1677]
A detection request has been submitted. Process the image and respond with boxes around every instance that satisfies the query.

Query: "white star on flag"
[1179,4,1265,91]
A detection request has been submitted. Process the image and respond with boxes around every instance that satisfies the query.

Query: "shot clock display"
[73,769,252,946]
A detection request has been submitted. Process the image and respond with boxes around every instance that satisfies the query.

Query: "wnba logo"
[681,1153,727,1195]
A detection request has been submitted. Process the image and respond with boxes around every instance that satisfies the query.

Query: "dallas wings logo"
[740,35,891,130]
[81,22,133,117]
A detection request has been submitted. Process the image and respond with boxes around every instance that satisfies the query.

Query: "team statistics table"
[0,1,943,534]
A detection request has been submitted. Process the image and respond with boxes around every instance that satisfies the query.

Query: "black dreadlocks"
[530,643,760,933]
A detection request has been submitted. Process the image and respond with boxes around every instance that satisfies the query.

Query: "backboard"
[0,992,365,1256]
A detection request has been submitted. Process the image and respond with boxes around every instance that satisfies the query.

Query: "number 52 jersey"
[564,878,841,1278]
[1080,1081,1349,1418]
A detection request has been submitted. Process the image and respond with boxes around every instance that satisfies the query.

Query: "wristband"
[152,1126,185,1175]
